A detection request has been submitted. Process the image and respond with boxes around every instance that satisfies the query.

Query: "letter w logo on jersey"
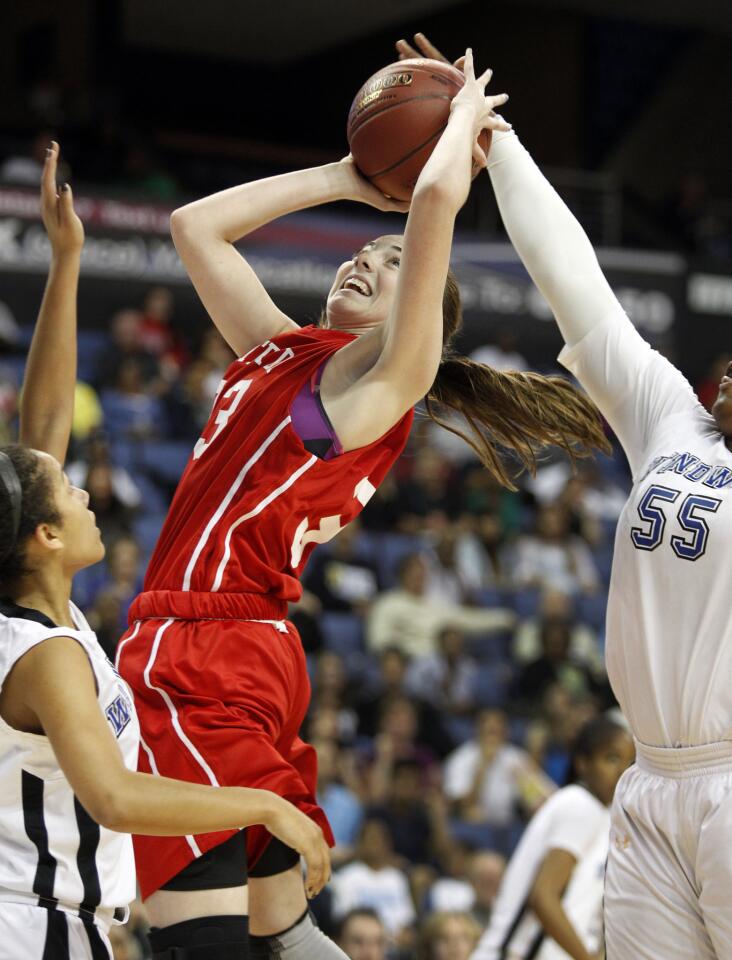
[290,478,376,568]
[105,694,132,738]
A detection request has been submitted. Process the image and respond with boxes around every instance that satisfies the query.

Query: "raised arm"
[170,158,408,356]
[486,131,618,348]
[19,142,84,464]
[322,52,510,451]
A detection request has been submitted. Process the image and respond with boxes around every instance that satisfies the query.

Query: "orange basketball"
[347,58,491,201]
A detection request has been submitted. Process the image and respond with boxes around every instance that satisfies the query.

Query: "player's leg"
[605,766,716,959]
[145,831,250,960]
[695,772,732,959]
[248,844,348,960]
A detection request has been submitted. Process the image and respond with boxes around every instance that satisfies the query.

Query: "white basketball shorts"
[606,739,732,959]
[0,902,112,959]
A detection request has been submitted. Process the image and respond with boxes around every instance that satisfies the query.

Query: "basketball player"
[470,716,634,960]
[0,143,329,960]
[399,29,732,960]
[115,53,610,960]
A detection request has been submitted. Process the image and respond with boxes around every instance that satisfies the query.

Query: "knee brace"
[148,914,249,959]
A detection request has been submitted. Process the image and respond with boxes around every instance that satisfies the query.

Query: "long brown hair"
[425,270,611,490]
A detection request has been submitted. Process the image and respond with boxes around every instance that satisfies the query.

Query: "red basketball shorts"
[116,590,333,900]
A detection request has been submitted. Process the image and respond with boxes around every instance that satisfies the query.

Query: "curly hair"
[0,445,61,594]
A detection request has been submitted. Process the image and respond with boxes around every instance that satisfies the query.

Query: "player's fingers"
[472,142,488,170]
[395,39,420,60]
[412,32,450,63]
[58,182,74,220]
[454,55,466,71]
[41,141,59,211]
[304,842,329,898]
[463,48,475,81]
[486,113,512,132]
[486,92,509,110]
[477,66,494,87]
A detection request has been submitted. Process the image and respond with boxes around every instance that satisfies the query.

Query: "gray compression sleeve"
[249,911,350,960]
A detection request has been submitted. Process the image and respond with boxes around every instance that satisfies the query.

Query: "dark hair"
[425,271,612,490]
[0,445,61,594]
[336,907,384,941]
[565,714,628,785]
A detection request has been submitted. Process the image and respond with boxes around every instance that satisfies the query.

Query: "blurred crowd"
[1,280,729,957]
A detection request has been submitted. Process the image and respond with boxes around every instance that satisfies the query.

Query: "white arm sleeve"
[487,131,702,474]
[486,131,619,348]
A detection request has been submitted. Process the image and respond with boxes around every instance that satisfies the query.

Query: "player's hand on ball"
[338,155,410,213]
[396,31,462,68]
[266,797,332,898]
[450,49,511,168]
[41,142,84,257]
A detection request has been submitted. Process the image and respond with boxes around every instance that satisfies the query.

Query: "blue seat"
[448,819,525,858]
[576,592,607,631]
[101,391,165,438]
[472,660,513,708]
[132,513,166,559]
[138,439,192,485]
[375,534,423,588]
[318,612,364,658]
[510,587,541,619]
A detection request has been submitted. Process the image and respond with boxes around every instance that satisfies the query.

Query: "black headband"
[0,451,22,561]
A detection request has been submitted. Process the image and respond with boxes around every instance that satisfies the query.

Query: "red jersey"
[142,326,412,602]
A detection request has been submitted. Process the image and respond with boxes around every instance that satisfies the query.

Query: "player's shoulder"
[544,783,604,821]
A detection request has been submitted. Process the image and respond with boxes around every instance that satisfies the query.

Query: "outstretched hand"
[395,32,512,165]
[41,141,84,257]
[451,48,510,169]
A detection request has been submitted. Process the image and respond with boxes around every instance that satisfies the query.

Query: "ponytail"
[426,356,612,490]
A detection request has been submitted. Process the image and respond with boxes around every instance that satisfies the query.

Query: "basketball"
[347,58,492,201]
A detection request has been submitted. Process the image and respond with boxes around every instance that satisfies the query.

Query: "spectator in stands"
[417,911,482,960]
[304,519,380,614]
[513,502,600,596]
[86,586,127,661]
[367,697,438,800]
[395,446,459,531]
[120,141,178,200]
[83,460,139,542]
[138,286,188,371]
[406,626,478,718]
[368,759,450,867]
[315,737,363,866]
[427,843,475,913]
[470,327,528,372]
[311,650,359,742]
[444,709,555,828]
[367,553,514,659]
[336,908,388,960]
[513,589,604,675]
[332,817,416,941]
[513,615,600,706]
[93,309,162,392]
[452,511,512,592]
[468,850,506,928]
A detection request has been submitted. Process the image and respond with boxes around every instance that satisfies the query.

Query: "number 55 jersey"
[560,308,732,748]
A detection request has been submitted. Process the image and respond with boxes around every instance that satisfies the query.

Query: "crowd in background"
[1,265,730,957]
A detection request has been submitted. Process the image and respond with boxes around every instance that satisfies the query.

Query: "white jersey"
[560,310,732,747]
[0,599,138,934]
[472,785,608,960]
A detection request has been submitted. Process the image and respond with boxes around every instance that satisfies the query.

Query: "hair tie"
[0,451,22,561]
